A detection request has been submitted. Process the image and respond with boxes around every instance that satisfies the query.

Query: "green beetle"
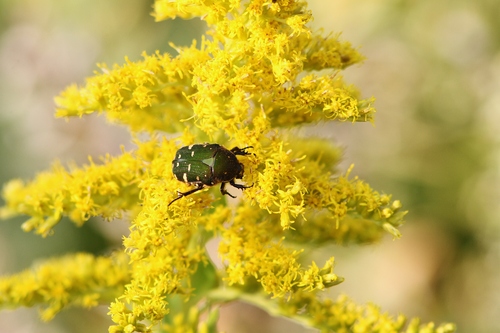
[169,143,253,206]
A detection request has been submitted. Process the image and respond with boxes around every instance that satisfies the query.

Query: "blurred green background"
[0,0,498,332]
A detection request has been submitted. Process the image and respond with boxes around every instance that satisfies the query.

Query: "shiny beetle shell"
[169,143,252,205]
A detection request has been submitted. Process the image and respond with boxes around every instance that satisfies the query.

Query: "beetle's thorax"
[212,149,243,183]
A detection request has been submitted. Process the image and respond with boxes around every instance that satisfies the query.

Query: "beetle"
[169,143,253,206]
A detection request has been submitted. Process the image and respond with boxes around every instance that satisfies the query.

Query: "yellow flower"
[0,0,455,332]
[0,252,129,321]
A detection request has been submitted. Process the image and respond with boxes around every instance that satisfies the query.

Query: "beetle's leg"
[229,179,253,190]
[168,183,205,206]
[220,182,236,198]
[231,146,253,156]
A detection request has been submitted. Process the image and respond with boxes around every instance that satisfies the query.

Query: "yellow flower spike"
[273,177,307,229]
[0,252,130,321]
[132,85,154,109]
[0,0,456,332]
[297,258,342,292]
[286,14,313,36]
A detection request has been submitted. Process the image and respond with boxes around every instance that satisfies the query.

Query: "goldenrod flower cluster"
[0,252,129,322]
[0,0,455,332]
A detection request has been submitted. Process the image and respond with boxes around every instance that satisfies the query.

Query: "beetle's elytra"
[169,143,253,206]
